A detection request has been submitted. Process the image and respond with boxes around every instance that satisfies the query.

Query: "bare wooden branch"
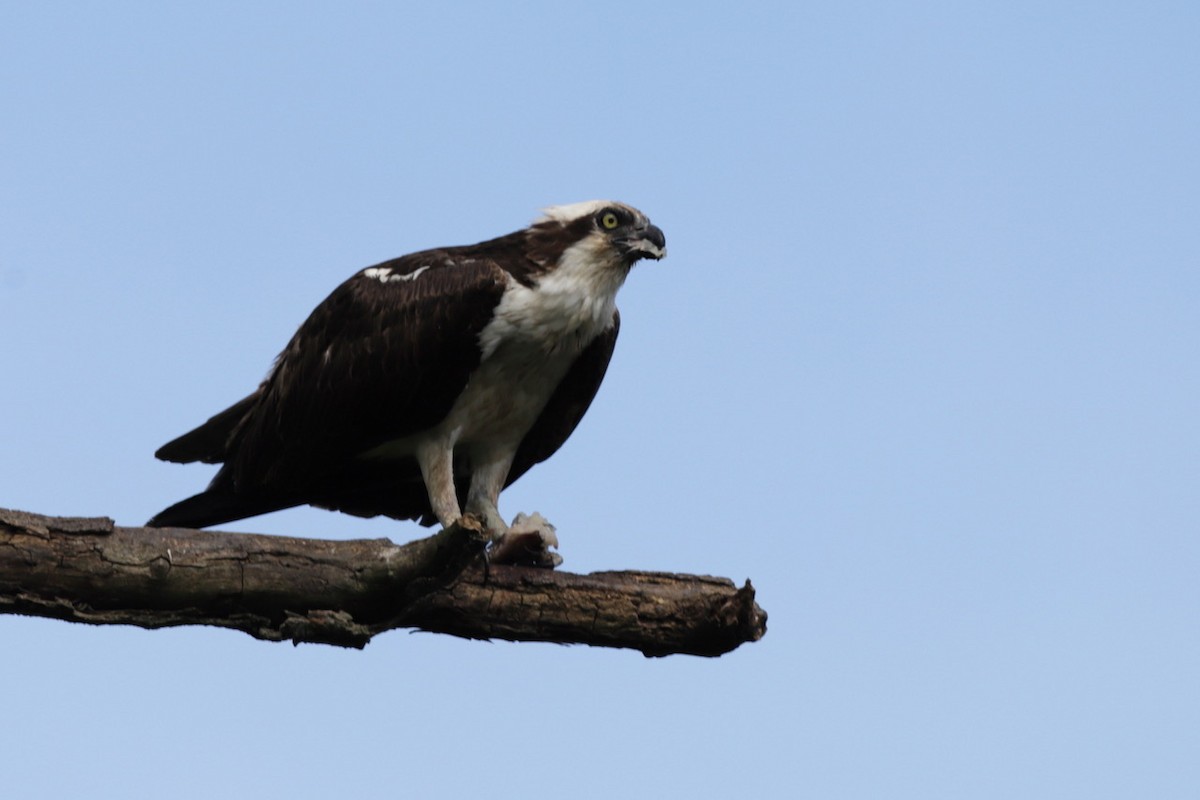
[0,507,766,657]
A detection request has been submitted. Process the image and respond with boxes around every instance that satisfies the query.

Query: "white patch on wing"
[363,265,432,283]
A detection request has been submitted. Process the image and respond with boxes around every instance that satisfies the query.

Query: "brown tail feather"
[155,393,258,464]
[145,488,295,529]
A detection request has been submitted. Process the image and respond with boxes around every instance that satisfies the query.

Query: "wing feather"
[228,252,508,491]
[149,251,508,528]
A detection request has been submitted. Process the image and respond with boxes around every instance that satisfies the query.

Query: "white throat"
[478,236,625,360]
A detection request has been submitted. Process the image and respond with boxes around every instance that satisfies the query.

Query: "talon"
[488,512,562,568]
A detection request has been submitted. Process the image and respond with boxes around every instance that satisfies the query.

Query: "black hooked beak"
[617,223,667,263]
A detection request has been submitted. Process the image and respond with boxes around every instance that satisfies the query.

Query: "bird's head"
[532,201,667,270]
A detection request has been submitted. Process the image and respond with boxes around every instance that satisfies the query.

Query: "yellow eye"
[600,211,620,230]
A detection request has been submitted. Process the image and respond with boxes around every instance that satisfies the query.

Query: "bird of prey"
[147,201,666,565]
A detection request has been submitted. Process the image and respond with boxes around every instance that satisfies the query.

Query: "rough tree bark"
[0,507,766,657]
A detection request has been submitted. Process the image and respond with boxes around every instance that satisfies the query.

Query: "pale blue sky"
[3,3,1199,798]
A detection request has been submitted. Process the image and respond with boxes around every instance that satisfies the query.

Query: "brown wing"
[148,251,508,528]
[227,253,507,491]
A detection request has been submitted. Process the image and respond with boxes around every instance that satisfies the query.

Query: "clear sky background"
[2,3,1198,798]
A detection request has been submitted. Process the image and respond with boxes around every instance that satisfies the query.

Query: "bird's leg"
[463,461,510,534]
[466,451,561,568]
[416,440,463,528]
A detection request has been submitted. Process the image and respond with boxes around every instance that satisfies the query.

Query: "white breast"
[479,237,627,360]
[451,239,627,454]
[444,341,579,449]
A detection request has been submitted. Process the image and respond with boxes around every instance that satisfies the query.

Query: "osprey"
[147,201,666,564]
